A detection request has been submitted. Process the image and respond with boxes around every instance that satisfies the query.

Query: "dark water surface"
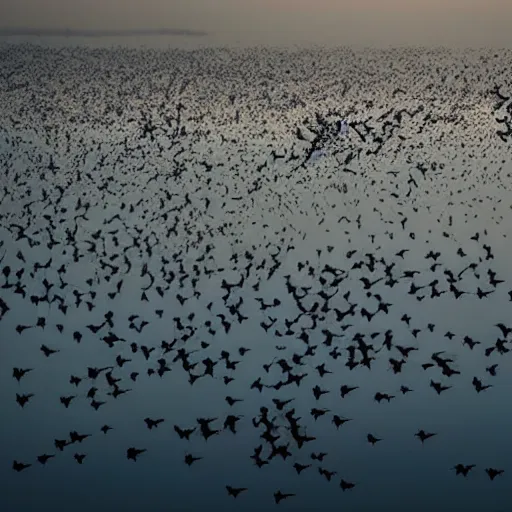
[1,42,512,511]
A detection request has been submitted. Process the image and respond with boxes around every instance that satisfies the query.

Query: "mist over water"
[1,41,512,511]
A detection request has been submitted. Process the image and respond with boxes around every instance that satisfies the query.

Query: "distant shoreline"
[0,27,209,38]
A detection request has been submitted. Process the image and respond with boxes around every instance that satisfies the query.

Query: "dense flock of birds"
[2,43,512,510]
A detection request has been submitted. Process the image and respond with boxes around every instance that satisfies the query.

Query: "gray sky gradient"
[1,0,512,47]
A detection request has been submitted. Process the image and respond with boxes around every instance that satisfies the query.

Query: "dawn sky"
[1,1,511,47]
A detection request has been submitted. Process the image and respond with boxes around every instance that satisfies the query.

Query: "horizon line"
[0,27,210,38]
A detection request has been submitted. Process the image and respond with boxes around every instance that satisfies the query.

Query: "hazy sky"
[1,0,512,47]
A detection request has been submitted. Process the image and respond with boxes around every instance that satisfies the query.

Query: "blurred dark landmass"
[0,27,209,38]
